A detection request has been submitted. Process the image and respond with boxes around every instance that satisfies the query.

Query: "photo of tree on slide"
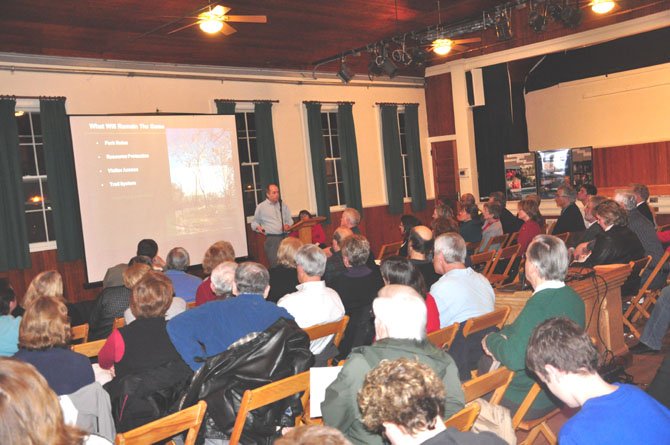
[166,128,239,236]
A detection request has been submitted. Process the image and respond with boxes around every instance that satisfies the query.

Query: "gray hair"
[166,247,190,271]
[342,208,361,226]
[557,185,577,202]
[526,235,569,281]
[373,285,426,341]
[235,262,269,294]
[210,261,238,298]
[341,235,370,267]
[614,190,638,211]
[434,233,466,264]
[631,183,650,200]
[295,244,327,277]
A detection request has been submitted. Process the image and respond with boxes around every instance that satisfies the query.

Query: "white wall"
[525,63,670,150]
[1,60,433,215]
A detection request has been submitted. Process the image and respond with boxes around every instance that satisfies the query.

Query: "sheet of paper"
[309,366,343,418]
[92,363,114,386]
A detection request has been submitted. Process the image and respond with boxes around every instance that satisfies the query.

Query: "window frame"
[320,107,346,210]
[234,105,263,223]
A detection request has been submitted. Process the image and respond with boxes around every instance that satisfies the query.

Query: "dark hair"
[128,255,153,267]
[408,227,433,256]
[581,184,597,196]
[299,209,313,219]
[489,191,506,206]
[526,317,598,380]
[400,215,422,240]
[0,279,16,316]
[460,203,480,220]
[136,239,158,258]
[431,217,459,238]
[518,198,543,225]
[380,256,427,296]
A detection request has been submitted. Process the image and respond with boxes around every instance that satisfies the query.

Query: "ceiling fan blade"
[167,21,200,35]
[453,37,481,44]
[220,22,238,35]
[224,15,267,23]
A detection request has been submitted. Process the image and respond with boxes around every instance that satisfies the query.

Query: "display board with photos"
[504,153,538,201]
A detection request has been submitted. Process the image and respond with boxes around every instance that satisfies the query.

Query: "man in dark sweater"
[408,225,440,289]
[490,191,523,234]
[632,183,655,225]
[552,185,585,235]
[323,227,354,286]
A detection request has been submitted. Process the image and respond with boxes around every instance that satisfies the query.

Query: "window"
[17,110,55,246]
[397,109,412,200]
[235,111,263,217]
[321,111,344,207]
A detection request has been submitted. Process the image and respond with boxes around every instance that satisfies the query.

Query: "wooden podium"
[495,264,631,357]
[289,217,326,244]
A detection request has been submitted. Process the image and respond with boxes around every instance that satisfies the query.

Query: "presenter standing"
[251,184,293,267]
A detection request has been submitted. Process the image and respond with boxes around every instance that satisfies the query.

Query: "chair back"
[466,240,482,253]
[427,322,459,349]
[114,317,125,330]
[481,234,509,253]
[377,241,403,261]
[554,232,569,243]
[511,383,560,444]
[504,231,519,248]
[470,250,495,276]
[625,250,670,332]
[444,402,480,432]
[229,371,310,445]
[187,301,197,309]
[71,339,106,358]
[488,245,520,285]
[657,223,670,233]
[71,323,90,343]
[114,400,207,445]
[303,316,349,349]
[462,306,511,338]
[545,221,556,235]
[462,367,513,404]
[629,256,652,279]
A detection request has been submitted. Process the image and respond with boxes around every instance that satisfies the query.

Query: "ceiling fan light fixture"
[591,0,616,14]
[432,38,453,56]
[199,19,224,34]
[211,5,225,16]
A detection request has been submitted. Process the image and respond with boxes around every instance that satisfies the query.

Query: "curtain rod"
[375,102,420,106]
[302,101,355,105]
[0,95,65,100]
[216,99,280,103]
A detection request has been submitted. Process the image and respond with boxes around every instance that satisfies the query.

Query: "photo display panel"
[70,115,248,283]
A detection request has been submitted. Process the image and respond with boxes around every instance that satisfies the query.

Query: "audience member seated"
[433,195,456,220]
[460,193,482,224]
[489,191,523,234]
[21,269,64,312]
[277,425,352,445]
[167,262,293,371]
[483,235,585,418]
[289,209,327,247]
[99,271,193,432]
[430,215,460,238]
[195,240,235,306]
[0,358,112,445]
[517,198,544,256]
[341,207,362,234]
[278,244,344,361]
[88,263,150,340]
[480,201,504,252]
[408,225,440,289]
[268,237,303,303]
[457,203,483,245]
[123,283,186,325]
[616,190,668,289]
[552,185,586,235]
[14,296,94,396]
[632,182,655,224]
[573,199,645,296]
[629,284,670,355]
[103,238,164,289]
[398,214,422,257]
[358,358,506,445]
[322,285,464,445]
[577,183,598,213]
[330,235,384,361]
[0,279,20,356]
[163,247,202,302]
[207,261,238,301]
[568,195,605,248]
[527,317,670,444]
[323,227,354,284]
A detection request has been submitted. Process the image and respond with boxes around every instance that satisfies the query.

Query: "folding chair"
[71,323,90,343]
[186,301,197,309]
[554,232,569,243]
[462,366,514,405]
[545,221,556,235]
[114,317,125,330]
[657,223,670,233]
[444,402,480,432]
[462,306,511,338]
[302,316,349,365]
[377,241,404,261]
[627,251,670,330]
[512,383,560,445]
[488,245,520,286]
[229,371,310,445]
[480,234,509,253]
[504,231,519,248]
[71,339,106,358]
[466,241,482,254]
[114,400,207,445]
[427,322,459,349]
[470,250,496,276]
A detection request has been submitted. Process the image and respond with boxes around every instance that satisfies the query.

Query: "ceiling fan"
[167,4,267,36]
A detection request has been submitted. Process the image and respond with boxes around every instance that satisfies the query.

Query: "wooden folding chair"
[462,306,511,338]
[427,322,459,349]
[377,241,404,261]
[480,234,509,253]
[229,371,310,445]
[114,317,125,330]
[466,240,482,254]
[444,402,480,432]
[71,339,106,358]
[488,245,520,286]
[545,221,556,235]
[187,301,197,309]
[657,223,670,233]
[554,232,569,243]
[626,251,670,331]
[470,250,496,276]
[504,231,519,248]
[115,400,207,445]
[462,366,514,404]
[71,323,89,343]
[512,383,559,445]
[303,316,349,365]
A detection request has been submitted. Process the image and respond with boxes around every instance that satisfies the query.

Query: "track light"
[494,9,513,41]
[561,3,582,28]
[381,57,398,78]
[591,0,615,14]
[528,10,547,33]
[336,58,355,84]
[408,46,429,67]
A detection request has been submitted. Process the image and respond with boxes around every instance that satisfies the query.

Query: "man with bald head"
[408,225,440,289]
[323,226,354,285]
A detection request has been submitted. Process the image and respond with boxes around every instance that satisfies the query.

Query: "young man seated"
[526,317,670,444]
[357,357,506,445]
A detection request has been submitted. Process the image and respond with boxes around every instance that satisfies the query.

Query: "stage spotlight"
[494,10,512,41]
[381,57,398,78]
[529,10,547,33]
[336,58,355,84]
[561,3,582,28]
[409,46,429,67]
[591,0,616,14]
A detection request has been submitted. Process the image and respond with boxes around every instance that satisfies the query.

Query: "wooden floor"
[515,319,669,444]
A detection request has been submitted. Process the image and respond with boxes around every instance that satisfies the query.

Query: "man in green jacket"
[322,284,464,445]
[483,235,586,419]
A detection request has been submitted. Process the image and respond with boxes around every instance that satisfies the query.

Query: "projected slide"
[70,115,248,283]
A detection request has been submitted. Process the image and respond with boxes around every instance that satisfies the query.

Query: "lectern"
[289,217,326,244]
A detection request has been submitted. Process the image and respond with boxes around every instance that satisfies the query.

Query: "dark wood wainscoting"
[594,141,670,187]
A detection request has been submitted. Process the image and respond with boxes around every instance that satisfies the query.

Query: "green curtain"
[254,101,280,190]
[404,104,427,212]
[380,104,404,214]
[40,98,84,262]
[0,99,31,271]
[305,102,330,222]
[336,103,363,211]
[215,100,236,115]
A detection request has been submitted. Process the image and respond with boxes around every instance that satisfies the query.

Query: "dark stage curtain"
[404,104,427,212]
[254,101,281,190]
[305,102,330,222]
[380,104,404,214]
[336,103,362,211]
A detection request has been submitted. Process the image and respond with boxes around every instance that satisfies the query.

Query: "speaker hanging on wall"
[466,68,486,107]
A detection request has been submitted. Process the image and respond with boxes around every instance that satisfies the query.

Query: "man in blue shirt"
[167,262,293,371]
[163,247,202,302]
[251,184,293,267]
[526,317,670,444]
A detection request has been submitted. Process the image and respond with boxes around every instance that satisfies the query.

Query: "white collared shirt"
[533,280,566,295]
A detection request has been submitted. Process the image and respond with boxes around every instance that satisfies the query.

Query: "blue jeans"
[640,286,670,350]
